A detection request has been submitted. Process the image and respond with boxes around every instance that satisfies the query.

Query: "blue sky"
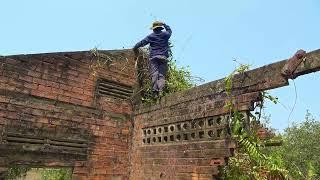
[1,0,319,132]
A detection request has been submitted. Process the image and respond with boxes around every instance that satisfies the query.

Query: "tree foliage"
[267,111,320,179]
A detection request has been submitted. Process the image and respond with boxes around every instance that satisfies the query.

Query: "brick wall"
[131,78,262,179]
[130,49,318,179]
[1,48,319,180]
[0,50,136,180]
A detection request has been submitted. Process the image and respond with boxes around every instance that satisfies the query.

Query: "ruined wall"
[130,49,320,180]
[1,47,319,180]
[0,50,136,179]
[131,83,261,180]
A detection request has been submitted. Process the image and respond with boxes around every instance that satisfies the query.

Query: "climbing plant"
[221,62,289,179]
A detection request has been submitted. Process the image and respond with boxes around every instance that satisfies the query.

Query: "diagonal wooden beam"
[231,49,320,94]
[291,49,320,77]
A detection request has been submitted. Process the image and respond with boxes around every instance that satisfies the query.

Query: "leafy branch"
[222,62,289,179]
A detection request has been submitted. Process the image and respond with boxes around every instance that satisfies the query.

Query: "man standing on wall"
[133,21,172,99]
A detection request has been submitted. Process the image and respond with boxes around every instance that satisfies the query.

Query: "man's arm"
[133,36,150,56]
[163,24,172,38]
[134,36,150,50]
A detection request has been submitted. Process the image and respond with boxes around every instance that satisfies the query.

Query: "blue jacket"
[134,24,172,59]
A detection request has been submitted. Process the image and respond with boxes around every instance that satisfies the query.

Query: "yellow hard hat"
[150,21,164,30]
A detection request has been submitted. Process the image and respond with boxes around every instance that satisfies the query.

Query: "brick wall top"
[135,49,320,115]
[0,49,137,108]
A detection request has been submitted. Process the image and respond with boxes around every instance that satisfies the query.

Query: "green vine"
[222,62,289,179]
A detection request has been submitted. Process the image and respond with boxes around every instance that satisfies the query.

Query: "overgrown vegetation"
[5,165,31,180]
[38,168,72,180]
[138,46,318,179]
[266,111,320,179]
[5,167,72,180]
[139,42,201,102]
[140,58,196,102]
[221,62,288,179]
[221,61,320,179]
[89,43,201,103]
[89,47,130,77]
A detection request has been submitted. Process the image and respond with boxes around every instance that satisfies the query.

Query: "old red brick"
[82,101,92,107]
[19,75,33,82]
[0,111,5,117]
[28,71,42,78]
[38,84,52,91]
[57,95,71,102]
[69,98,83,105]
[67,70,79,76]
[0,50,138,180]
[72,87,84,94]
[23,82,38,90]
[0,96,9,103]
[46,81,60,88]
[60,84,72,91]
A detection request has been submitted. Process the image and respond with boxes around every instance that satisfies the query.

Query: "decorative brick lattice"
[142,112,248,145]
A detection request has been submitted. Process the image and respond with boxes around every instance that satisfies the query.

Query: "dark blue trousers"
[149,57,168,92]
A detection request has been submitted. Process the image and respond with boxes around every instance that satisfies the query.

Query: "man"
[133,21,172,98]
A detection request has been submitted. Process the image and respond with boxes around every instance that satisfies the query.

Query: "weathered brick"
[5,111,18,119]
[69,97,84,105]
[0,111,5,118]
[19,75,33,82]
[51,87,64,95]
[82,101,92,107]
[46,81,60,88]
[57,95,71,102]
[0,96,9,103]
[33,77,47,85]
[67,70,79,76]
[38,84,52,92]
[60,84,72,91]
[23,82,38,90]
[37,117,48,124]
[72,87,84,94]
[31,109,44,116]
[28,71,42,78]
